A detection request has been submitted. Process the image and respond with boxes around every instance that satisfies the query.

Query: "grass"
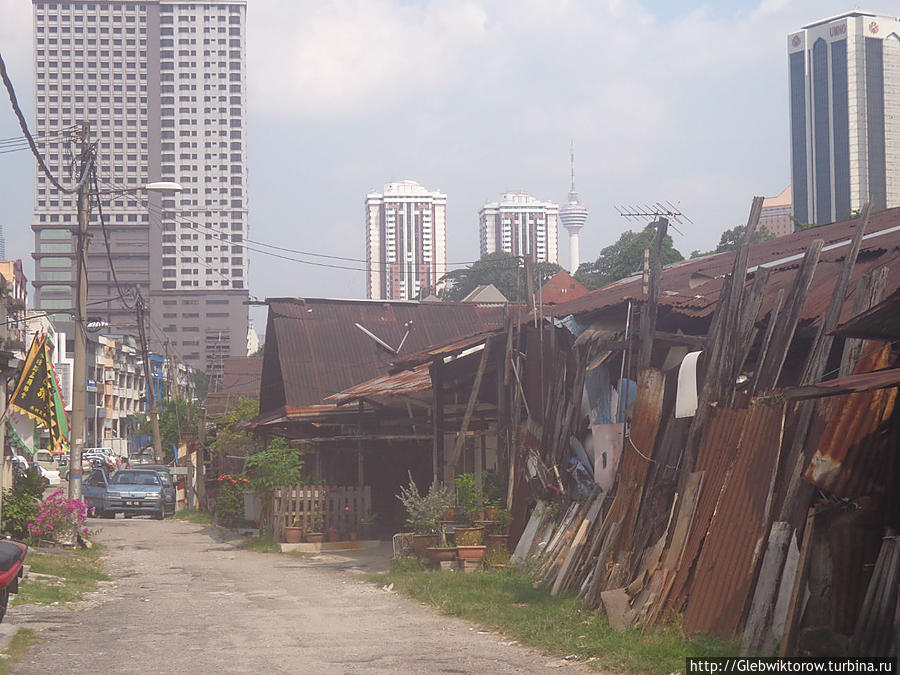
[13,545,110,607]
[240,528,279,553]
[367,566,737,675]
[172,509,212,524]
[0,629,41,674]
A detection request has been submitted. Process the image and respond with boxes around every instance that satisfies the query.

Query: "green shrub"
[215,477,245,527]
[1,468,46,539]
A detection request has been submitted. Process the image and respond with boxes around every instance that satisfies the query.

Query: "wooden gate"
[273,485,371,542]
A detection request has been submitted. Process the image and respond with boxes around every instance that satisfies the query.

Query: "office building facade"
[789,12,900,225]
[31,0,249,383]
[759,186,794,238]
[366,180,447,301]
[479,191,559,264]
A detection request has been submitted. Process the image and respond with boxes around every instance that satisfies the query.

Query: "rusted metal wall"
[682,402,786,637]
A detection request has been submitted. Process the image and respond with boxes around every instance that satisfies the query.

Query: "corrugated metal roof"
[783,367,900,400]
[391,330,501,371]
[803,346,898,497]
[259,298,506,413]
[205,357,263,416]
[325,363,432,404]
[833,287,900,340]
[547,207,900,327]
[683,402,786,637]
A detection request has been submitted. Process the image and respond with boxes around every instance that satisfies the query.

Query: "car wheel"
[153,510,164,520]
[124,514,133,519]
[101,511,115,519]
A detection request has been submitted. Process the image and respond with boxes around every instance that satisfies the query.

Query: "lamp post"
[68,127,181,500]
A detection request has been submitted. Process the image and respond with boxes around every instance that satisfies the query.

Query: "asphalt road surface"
[9,518,584,674]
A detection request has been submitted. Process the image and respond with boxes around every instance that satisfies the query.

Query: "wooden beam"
[431,360,444,487]
[637,217,668,371]
[839,265,888,377]
[448,339,491,473]
[652,331,706,349]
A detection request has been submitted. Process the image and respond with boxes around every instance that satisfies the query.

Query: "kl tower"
[559,141,588,273]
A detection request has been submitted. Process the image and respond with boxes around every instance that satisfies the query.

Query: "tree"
[210,395,261,464]
[138,398,200,463]
[575,223,684,290]
[440,251,561,302]
[713,224,774,253]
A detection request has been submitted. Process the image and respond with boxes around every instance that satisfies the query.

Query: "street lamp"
[69,120,182,501]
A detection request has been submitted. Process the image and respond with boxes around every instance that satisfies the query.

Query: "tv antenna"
[614,201,692,236]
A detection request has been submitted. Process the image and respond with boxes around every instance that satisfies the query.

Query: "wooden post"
[448,340,491,473]
[780,508,817,656]
[637,217,667,372]
[431,360,444,486]
[357,401,364,490]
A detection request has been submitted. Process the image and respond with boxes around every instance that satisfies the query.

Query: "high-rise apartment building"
[788,12,900,225]
[759,186,794,238]
[479,191,559,264]
[366,180,447,301]
[31,0,249,383]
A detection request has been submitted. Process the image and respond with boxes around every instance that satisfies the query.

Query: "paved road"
[10,518,582,674]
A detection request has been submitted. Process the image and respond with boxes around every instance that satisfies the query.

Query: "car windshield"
[111,471,160,486]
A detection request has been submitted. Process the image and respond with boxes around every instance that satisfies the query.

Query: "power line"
[0,50,92,194]
[91,166,137,309]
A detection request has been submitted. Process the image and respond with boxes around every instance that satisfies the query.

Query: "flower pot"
[327,527,341,542]
[283,526,303,544]
[306,532,325,543]
[456,545,487,561]
[425,546,458,563]
[412,533,439,556]
[487,534,509,553]
[485,506,501,521]
[444,508,457,521]
[453,526,484,546]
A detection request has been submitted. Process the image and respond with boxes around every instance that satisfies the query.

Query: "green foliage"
[138,398,200,462]
[454,473,484,525]
[390,555,424,573]
[440,251,561,302]
[575,223,684,290]
[215,478,245,527]
[369,568,738,675]
[243,437,309,494]
[193,370,211,400]
[173,509,212,524]
[13,546,109,608]
[210,395,261,462]
[2,468,46,539]
[250,344,264,358]
[482,469,507,507]
[790,216,816,230]
[396,473,452,534]
[714,224,774,254]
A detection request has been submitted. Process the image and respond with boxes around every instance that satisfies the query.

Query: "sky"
[1,0,897,333]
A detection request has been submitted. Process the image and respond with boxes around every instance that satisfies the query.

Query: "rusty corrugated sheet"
[784,366,900,400]
[324,363,432,404]
[391,330,502,371]
[803,345,897,497]
[546,208,900,327]
[260,298,506,413]
[682,402,786,637]
[664,407,750,619]
[834,287,900,340]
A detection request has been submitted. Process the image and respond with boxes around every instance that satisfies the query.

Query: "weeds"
[13,545,110,607]
[0,629,40,674]
[367,567,737,674]
[173,509,212,525]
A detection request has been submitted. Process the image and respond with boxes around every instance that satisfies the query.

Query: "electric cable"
[91,166,138,309]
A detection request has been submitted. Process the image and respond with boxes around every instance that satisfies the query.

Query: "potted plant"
[396,473,451,556]
[483,470,507,521]
[283,518,303,544]
[357,512,378,540]
[487,508,513,552]
[305,504,325,543]
[452,473,485,546]
[424,542,458,565]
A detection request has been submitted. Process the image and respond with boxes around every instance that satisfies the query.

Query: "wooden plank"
[748,288,784,399]
[779,508,816,656]
[552,493,604,595]
[662,472,704,571]
[511,501,546,564]
[839,265,888,377]
[755,240,824,393]
[741,521,792,655]
[734,266,771,379]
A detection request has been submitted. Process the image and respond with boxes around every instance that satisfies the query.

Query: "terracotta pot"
[327,528,341,542]
[487,534,509,552]
[444,508,456,521]
[306,532,325,543]
[485,506,501,521]
[283,526,303,544]
[425,546,457,563]
[456,545,487,561]
[412,533,439,556]
[453,526,484,546]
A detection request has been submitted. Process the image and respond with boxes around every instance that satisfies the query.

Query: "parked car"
[29,462,60,487]
[82,468,112,517]
[34,450,58,472]
[138,465,177,516]
[97,469,166,520]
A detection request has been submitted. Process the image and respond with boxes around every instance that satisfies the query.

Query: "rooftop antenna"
[614,201,692,236]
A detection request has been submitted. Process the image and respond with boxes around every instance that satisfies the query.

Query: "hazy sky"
[1,0,897,332]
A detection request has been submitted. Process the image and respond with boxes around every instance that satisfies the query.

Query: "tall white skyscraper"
[366,180,447,301]
[479,192,558,264]
[559,143,588,272]
[32,0,249,382]
[789,11,900,225]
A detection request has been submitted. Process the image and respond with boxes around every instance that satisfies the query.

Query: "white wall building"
[479,191,559,264]
[366,180,447,300]
[789,11,900,225]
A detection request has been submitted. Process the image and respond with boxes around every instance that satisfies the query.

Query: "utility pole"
[136,291,162,463]
[69,121,91,501]
[165,338,180,401]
